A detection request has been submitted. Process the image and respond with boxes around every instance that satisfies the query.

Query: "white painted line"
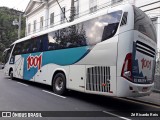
[17,82,28,86]
[115,97,160,109]
[103,111,131,120]
[42,90,66,99]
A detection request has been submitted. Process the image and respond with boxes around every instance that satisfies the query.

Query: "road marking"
[17,82,28,86]
[42,90,66,99]
[115,97,160,109]
[103,111,131,120]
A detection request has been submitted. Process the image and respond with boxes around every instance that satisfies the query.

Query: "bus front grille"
[86,66,111,92]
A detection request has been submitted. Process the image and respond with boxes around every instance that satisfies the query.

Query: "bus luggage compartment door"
[68,65,86,92]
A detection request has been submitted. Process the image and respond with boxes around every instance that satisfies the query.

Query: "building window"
[40,16,43,29]
[112,0,123,4]
[50,12,54,25]
[33,20,36,32]
[61,7,65,23]
[28,23,31,34]
[74,0,79,18]
[89,0,97,13]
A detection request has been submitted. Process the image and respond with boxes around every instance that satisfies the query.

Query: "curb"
[152,89,160,93]
[126,97,160,107]
[127,91,160,106]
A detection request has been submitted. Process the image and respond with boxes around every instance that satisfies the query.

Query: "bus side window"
[19,42,23,54]
[48,32,58,50]
[20,42,25,54]
[43,34,49,51]
[72,24,86,47]
[22,41,28,54]
[32,34,48,52]
[32,39,38,52]
[27,39,33,53]
[33,47,38,52]
[30,35,46,53]
[47,25,87,51]
[37,36,44,52]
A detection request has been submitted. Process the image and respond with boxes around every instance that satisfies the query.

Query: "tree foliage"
[0,7,25,61]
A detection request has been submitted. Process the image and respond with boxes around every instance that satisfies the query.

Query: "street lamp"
[13,13,22,39]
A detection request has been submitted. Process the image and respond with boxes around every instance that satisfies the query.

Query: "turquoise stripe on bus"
[22,46,90,80]
[43,46,90,66]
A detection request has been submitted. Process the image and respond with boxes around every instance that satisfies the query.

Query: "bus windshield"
[134,6,157,42]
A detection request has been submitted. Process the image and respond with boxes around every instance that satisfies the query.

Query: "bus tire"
[52,73,66,95]
[10,70,14,80]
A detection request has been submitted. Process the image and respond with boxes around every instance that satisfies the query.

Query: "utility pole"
[18,13,22,39]
[70,0,75,22]
[55,0,69,22]
[13,13,22,39]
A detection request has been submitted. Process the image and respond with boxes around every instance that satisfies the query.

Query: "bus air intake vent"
[120,12,128,26]
[136,41,155,58]
[86,66,111,92]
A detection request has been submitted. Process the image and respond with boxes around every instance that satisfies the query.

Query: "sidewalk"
[128,91,160,106]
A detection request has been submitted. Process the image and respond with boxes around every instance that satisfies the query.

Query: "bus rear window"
[133,6,157,42]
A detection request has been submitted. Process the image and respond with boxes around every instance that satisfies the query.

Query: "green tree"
[0,7,25,62]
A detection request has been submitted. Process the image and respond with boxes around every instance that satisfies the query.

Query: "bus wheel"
[10,70,14,80]
[53,73,66,95]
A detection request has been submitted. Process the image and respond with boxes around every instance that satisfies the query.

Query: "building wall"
[27,8,45,33]
[48,0,71,26]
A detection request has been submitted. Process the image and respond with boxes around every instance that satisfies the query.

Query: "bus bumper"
[117,77,154,97]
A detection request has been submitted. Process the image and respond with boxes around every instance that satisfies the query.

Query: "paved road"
[0,64,3,69]
[0,70,159,120]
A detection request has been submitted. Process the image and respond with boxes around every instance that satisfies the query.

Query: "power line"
[138,0,160,8]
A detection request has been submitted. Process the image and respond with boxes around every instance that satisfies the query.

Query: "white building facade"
[24,0,160,52]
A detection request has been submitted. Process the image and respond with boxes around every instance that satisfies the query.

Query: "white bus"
[3,4,157,97]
